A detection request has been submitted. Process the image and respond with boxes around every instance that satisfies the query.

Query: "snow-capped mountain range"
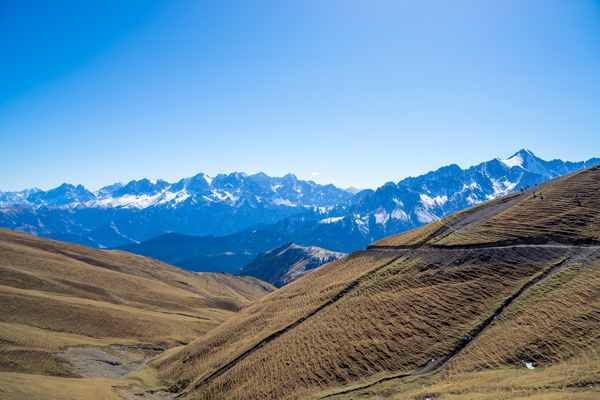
[253,149,600,251]
[1,150,598,251]
[0,173,354,248]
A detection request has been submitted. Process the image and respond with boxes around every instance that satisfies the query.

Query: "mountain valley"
[236,242,346,287]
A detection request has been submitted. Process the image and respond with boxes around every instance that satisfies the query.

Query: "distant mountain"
[1,150,597,253]
[258,149,600,252]
[235,242,346,287]
[115,229,291,274]
[0,173,354,248]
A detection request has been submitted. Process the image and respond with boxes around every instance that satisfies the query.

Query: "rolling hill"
[0,228,275,399]
[148,164,600,400]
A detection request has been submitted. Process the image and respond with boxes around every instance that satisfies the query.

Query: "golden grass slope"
[315,249,600,400]
[153,164,600,400]
[0,227,275,397]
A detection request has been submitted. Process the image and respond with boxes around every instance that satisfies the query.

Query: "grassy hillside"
[150,165,600,400]
[0,228,275,399]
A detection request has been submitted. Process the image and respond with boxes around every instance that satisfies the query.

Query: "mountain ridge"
[0,150,597,251]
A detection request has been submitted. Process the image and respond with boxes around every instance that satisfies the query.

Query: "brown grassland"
[150,164,600,400]
[0,228,275,399]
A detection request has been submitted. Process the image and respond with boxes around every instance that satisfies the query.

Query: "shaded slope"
[152,165,600,400]
[235,242,346,287]
[115,229,290,273]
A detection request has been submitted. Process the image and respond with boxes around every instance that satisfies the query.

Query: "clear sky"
[1,0,599,192]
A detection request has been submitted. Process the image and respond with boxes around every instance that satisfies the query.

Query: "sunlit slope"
[313,250,600,399]
[0,227,275,380]
[155,165,600,400]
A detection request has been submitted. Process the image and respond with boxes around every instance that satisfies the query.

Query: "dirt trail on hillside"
[369,172,577,251]
[318,244,600,399]
[437,173,574,239]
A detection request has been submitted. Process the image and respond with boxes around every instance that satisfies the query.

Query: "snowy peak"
[0,188,40,206]
[26,183,95,206]
[498,149,547,175]
[498,152,525,169]
[0,172,354,211]
[112,178,170,197]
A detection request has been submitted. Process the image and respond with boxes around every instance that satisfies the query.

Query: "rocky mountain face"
[1,150,598,252]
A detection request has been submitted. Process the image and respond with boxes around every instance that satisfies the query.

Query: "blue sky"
[1,0,599,191]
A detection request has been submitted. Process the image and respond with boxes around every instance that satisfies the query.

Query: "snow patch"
[319,217,344,224]
[391,208,408,221]
[466,194,481,205]
[110,222,121,235]
[415,208,438,224]
[420,194,436,208]
[212,191,239,202]
[158,190,190,205]
[486,179,517,200]
[420,194,448,208]
[354,218,369,234]
[462,182,480,191]
[435,195,448,206]
[272,198,295,207]
[374,209,389,225]
[392,198,404,207]
[499,154,524,169]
